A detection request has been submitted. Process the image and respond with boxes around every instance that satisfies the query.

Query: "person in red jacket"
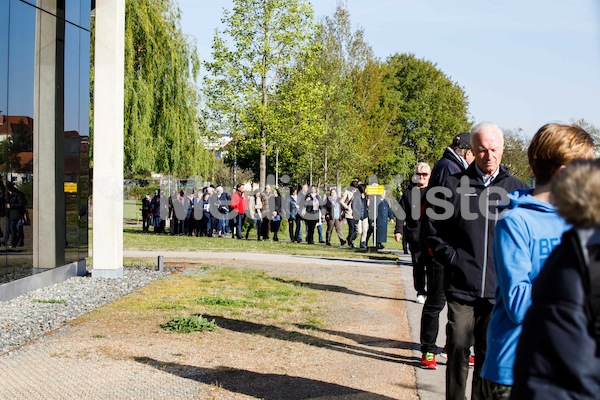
[230,183,248,240]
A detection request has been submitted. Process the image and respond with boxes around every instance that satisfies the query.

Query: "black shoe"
[376,243,384,249]
[326,242,331,246]
[340,239,346,246]
[319,240,325,244]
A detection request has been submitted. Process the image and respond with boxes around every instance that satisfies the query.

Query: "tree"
[122,0,211,177]
[377,53,471,181]
[269,2,387,187]
[502,128,531,183]
[204,0,314,189]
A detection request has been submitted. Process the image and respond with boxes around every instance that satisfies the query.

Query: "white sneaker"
[416,294,426,304]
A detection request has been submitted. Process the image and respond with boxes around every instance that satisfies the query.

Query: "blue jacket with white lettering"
[424,163,528,301]
[481,189,569,385]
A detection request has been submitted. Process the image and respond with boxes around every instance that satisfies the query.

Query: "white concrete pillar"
[92,0,125,278]
[33,0,66,269]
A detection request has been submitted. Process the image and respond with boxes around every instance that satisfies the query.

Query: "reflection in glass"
[2,0,35,282]
[0,0,90,283]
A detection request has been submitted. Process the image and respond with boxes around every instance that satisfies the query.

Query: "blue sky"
[179,0,600,137]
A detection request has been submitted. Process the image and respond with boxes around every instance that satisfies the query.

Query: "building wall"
[0,0,90,285]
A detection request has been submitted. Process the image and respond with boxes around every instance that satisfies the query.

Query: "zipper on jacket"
[481,187,490,297]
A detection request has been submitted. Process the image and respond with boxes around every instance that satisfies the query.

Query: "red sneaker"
[469,355,475,367]
[421,352,437,369]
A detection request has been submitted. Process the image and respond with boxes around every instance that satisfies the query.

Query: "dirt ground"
[3,255,419,399]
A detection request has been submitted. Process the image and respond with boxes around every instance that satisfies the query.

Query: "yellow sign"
[365,184,385,195]
[64,182,77,193]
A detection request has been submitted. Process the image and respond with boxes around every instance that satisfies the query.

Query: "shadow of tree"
[201,314,420,367]
[270,277,402,302]
[134,357,399,399]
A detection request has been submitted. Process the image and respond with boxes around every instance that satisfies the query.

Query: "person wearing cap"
[418,131,475,370]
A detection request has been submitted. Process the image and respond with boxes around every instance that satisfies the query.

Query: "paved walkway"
[0,250,459,399]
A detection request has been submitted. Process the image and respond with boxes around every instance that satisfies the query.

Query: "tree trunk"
[324,145,328,189]
[260,56,268,189]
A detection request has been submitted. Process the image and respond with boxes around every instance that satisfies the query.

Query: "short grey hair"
[470,121,504,147]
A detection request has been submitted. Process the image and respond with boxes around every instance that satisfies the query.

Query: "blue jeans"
[235,214,245,238]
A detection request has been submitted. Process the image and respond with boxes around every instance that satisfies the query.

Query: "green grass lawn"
[122,199,405,260]
[124,226,403,260]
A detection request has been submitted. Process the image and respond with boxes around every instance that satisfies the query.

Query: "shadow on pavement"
[134,357,398,400]
[297,256,398,265]
[293,325,420,351]
[202,314,421,367]
[270,277,403,301]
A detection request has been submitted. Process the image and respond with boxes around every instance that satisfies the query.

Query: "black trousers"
[420,261,446,354]
[142,214,150,231]
[410,242,426,295]
[445,297,493,400]
[346,218,357,244]
[306,218,318,244]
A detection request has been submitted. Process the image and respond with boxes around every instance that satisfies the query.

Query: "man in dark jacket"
[424,122,528,400]
[419,132,474,370]
[511,159,600,400]
[5,181,26,248]
[141,194,151,232]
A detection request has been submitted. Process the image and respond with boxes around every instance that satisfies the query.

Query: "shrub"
[160,315,218,333]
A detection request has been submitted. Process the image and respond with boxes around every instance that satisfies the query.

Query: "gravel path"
[0,268,166,355]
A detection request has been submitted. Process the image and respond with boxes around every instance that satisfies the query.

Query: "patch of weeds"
[160,315,218,333]
[92,334,106,339]
[155,303,187,310]
[304,315,324,327]
[194,296,252,307]
[32,299,67,305]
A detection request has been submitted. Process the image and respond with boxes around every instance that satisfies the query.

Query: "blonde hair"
[528,123,594,185]
[552,159,600,226]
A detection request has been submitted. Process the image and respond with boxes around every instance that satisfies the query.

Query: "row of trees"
[115,0,597,188]
[204,0,471,188]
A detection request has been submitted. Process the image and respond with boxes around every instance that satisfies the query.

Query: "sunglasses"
[416,173,429,177]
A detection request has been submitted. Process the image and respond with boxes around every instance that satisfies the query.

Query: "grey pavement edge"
[396,252,473,400]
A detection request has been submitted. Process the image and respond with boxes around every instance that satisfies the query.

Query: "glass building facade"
[0,0,90,286]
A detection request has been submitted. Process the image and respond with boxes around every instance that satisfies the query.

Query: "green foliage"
[194,296,252,307]
[378,53,471,181]
[269,3,385,186]
[122,0,212,176]
[502,128,532,183]
[160,315,218,333]
[204,0,315,188]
